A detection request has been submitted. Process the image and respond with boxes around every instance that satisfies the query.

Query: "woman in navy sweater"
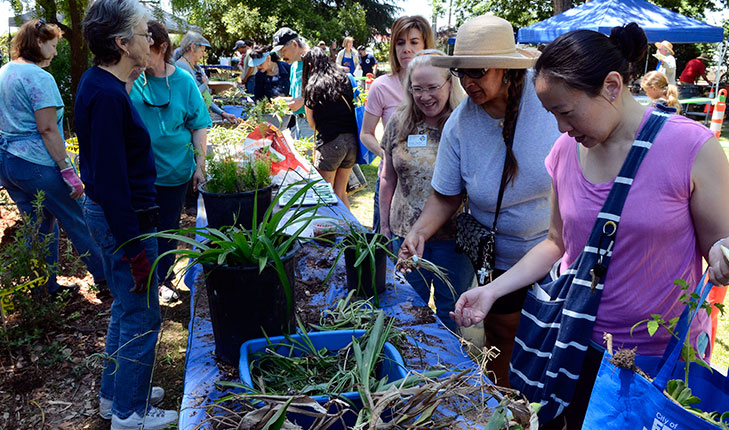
[74,0,177,428]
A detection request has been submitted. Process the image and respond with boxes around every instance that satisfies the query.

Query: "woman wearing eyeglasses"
[75,1,178,428]
[398,15,560,386]
[359,15,435,230]
[379,49,470,332]
[128,21,210,303]
[249,45,291,102]
[0,19,106,298]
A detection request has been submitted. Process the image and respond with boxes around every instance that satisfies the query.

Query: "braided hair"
[501,69,527,187]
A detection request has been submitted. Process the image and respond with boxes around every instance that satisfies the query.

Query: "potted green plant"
[143,180,323,365]
[325,225,396,307]
[199,149,273,231]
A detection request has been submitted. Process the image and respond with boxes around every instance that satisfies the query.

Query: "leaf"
[647,320,659,336]
[261,397,293,430]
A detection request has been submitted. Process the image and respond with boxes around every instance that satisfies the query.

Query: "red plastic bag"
[245,123,309,175]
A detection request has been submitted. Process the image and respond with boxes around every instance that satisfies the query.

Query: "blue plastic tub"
[239,329,408,404]
[222,105,245,118]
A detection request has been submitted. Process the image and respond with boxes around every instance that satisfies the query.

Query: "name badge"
[407,134,427,148]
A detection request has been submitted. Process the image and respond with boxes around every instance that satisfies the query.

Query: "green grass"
[348,158,380,230]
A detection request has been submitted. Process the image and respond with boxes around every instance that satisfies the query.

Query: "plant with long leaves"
[323,224,396,306]
[137,180,326,315]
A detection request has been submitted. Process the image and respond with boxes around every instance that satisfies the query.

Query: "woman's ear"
[602,71,623,102]
[114,36,129,57]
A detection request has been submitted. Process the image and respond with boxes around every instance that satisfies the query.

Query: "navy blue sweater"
[74,66,157,258]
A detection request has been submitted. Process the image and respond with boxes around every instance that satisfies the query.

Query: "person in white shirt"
[653,40,676,85]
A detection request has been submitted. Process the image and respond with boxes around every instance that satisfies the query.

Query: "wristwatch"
[57,156,73,170]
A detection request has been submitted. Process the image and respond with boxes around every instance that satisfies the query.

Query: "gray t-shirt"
[431,70,561,270]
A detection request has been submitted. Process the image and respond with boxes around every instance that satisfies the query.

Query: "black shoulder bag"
[455,137,511,286]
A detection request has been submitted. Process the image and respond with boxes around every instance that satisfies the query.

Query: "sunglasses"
[141,72,171,108]
[35,18,46,31]
[449,68,488,79]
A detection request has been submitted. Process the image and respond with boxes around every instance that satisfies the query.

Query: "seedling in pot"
[323,224,396,307]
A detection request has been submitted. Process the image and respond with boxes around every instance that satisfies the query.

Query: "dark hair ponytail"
[502,69,526,187]
[534,22,647,96]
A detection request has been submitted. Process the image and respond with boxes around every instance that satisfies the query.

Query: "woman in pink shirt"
[359,15,434,230]
[451,23,729,429]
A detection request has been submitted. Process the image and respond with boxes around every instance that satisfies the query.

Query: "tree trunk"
[553,0,573,15]
[66,0,88,117]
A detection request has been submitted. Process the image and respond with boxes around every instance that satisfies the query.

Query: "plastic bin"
[239,329,408,404]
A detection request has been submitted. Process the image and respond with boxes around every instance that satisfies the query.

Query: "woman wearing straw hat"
[398,15,561,386]
[453,22,729,428]
[653,40,676,85]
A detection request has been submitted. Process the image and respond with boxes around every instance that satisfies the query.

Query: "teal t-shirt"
[0,62,64,166]
[289,60,305,115]
[130,67,211,186]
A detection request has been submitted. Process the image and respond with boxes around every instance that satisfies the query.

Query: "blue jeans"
[0,150,105,293]
[83,200,161,419]
[392,236,474,332]
[154,182,189,283]
[292,115,315,140]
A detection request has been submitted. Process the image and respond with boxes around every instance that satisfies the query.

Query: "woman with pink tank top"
[450,23,729,429]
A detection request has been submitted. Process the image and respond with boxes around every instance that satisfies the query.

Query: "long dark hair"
[501,69,527,187]
[302,47,350,106]
[535,22,647,96]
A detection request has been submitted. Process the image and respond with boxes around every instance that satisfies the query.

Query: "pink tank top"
[545,109,713,357]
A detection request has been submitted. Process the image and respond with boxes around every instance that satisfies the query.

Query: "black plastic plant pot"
[199,184,273,231]
[202,241,299,366]
[344,243,387,301]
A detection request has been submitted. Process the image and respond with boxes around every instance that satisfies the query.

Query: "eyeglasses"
[409,77,451,96]
[135,32,154,43]
[449,68,488,79]
[35,18,46,31]
[141,71,170,108]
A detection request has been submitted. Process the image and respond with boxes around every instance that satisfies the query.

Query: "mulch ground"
[0,190,194,430]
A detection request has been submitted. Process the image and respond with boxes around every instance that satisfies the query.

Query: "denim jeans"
[83,200,161,419]
[392,236,474,332]
[154,182,189,283]
[0,150,105,293]
[292,115,315,140]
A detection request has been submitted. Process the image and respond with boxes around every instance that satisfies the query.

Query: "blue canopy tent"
[517,0,724,44]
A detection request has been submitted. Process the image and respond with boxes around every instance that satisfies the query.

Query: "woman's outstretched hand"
[450,286,495,327]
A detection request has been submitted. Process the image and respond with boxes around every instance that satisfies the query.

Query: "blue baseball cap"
[249,52,270,67]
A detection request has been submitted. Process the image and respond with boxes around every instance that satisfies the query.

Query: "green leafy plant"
[293,135,316,165]
[204,150,272,194]
[323,224,396,306]
[139,180,324,314]
[0,192,69,347]
[242,98,290,129]
[630,278,729,428]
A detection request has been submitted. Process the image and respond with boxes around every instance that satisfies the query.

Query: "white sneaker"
[111,406,178,430]
[159,284,179,304]
[99,386,165,420]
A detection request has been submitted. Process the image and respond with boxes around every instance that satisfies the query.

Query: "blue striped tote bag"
[509,107,673,423]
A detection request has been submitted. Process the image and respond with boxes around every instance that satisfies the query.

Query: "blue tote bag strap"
[652,270,714,390]
[510,107,675,421]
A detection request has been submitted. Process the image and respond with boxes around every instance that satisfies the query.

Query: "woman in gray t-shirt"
[398,15,561,387]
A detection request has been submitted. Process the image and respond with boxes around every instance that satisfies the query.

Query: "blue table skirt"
[177,194,492,429]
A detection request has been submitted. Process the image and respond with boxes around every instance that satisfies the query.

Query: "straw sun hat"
[431,15,539,70]
[654,40,674,55]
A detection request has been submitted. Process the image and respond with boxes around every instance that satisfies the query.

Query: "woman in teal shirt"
[129,21,211,302]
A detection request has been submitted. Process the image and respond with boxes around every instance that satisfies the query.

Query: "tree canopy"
[169,0,399,58]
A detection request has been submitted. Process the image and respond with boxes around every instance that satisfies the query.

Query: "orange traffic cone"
[709,89,727,138]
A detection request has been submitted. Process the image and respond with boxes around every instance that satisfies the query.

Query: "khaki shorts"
[314,133,358,172]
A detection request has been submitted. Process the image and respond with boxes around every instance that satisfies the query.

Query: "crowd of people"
[1,0,729,428]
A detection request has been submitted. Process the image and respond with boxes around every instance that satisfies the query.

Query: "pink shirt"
[365,74,403,126]
[545,109,713,357]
